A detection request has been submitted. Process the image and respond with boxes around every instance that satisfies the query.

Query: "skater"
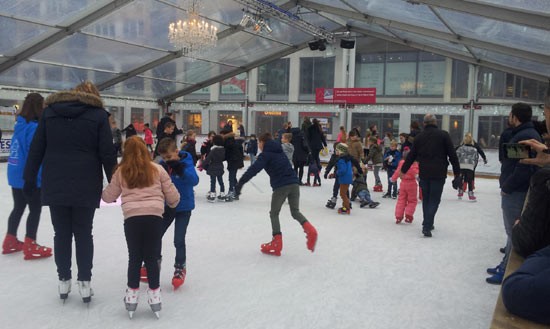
[391,147,419,223]
[153,121,175,157]
[305,153,321,187]
[203,135,226,202]
[143,123,154,155]
[199,131,216,171]
[281,133,294,166]
[245,134,258,166]
[324,143,341,209]
[111,118,123,157]
[180,129,198,166]
[455,133,485,201]
[383,141,401,199]
[351,174,380,209]
[290,128,308,185]
[122,123,137,139]
[221,129,244,201]
[365,136,384,192]
[157,137,199,290]
[335,143,357,214]
[3,93,52,260]
[102,136,180,318]
[234,132,317,256]
[24,81,117,303]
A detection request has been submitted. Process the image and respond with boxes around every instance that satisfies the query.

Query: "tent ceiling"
[0,0,548,100]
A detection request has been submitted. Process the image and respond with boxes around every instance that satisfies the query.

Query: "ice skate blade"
[128,311,135,319]
[261,250,281,256]
[24,253,52,260]
[153,311,160,319]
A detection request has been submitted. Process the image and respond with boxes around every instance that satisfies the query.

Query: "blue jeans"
[500,191,527,268]
[418,178,446,231]
[162,210,191,266]
[358,190,373,203]
[387,168,397,195]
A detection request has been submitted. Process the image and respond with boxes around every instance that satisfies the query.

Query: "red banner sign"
[315,88,376,104]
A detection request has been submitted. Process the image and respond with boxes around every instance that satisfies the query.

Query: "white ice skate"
[124,288,140,319]
[77,280,94,303]
[147,288,161,319]
[217,192,226,202]
[207,192,216,203]
[58,279,71,301]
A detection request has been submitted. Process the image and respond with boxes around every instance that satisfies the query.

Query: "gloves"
[23,180,37,199]
[452,176,461,190]
[166,160,184,177]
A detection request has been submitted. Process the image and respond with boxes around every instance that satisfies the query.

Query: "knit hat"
[336,143,348,154]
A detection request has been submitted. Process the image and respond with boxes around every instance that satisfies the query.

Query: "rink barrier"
[489,249,550,329]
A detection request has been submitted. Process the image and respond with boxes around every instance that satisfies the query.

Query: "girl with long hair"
[102,136,179,318]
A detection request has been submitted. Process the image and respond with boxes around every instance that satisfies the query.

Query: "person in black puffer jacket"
[290,127,308,185]
[23,81,117,302]
[221,130,244,200]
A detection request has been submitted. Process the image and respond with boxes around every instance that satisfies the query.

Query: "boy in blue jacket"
[157,138,199,289]
[235,133,317,256]
[335,143,354,214]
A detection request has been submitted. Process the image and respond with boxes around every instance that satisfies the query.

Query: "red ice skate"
[2,234,24,254]
[172,266,186,290]
[23,237,52,260]
[405,214,414,223]
[337,207,350,215]
[396,217,403,224]
[302,221,318,252]
[261,234,283,256]
[373,184,383,192]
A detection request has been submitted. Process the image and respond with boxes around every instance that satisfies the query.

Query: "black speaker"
[340,39,355,49]
[318,40,326,51]
[308,40,319,50]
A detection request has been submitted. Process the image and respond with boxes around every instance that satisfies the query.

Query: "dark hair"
[208,130,216,138]
[157,137,177,154]
[250,134,256,138]
[259,132,272,143]
[19,93,44,122]
[410,121,420,130]
[164,121,175,129]
[511,103,532,124]
[144,123,149,127]
[213,134,224,146]
[349,130,358,137]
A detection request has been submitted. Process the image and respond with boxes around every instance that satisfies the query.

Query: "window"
[258,58,290,101]
[449,115,465,146]
[385,52,417,96]
[130,108,144,133]
[220,73,246,100]
[477,116,509,149]
[184,113,202,131]
[351,113,400,139]
[411,114,443,130]
[355,53,385,95]
[417,52,445,96]
[451,60,469,98]
[299,57,335,100]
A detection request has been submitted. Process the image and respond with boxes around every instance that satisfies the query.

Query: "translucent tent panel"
[101,76,190,98]
[342,0,451,32]
[0,17,56,55]
[387,29,471,55]
[81,0,230,51]
[471,47,550,77]
[32,33,168,73]
[301,0,356,11]
[475,0,550,14]
[348,20,402,37]
[287,7,341,32]
[0,61,117,91]
[437,9,550,56]
[140,58,240,85]
[0,0,109,26]
[248,18,313,46]
[160,0,244,26]
[206,33,290,67]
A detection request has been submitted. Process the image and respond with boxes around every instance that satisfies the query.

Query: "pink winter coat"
[392,160,419,219]
[144,128,154,145]
[102,163,180,219]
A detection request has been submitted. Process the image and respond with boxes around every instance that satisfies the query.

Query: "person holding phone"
[486,103,542,285]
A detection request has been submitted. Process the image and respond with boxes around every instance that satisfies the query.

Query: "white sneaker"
[147,288,162,318]
[77,280,94,303]
[124,288,139,318]
[58,279,71,300]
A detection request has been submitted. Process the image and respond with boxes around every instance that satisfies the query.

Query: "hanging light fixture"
[168,0,218,58]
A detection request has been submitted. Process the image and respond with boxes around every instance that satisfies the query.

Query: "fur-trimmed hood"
[44,90,104,119]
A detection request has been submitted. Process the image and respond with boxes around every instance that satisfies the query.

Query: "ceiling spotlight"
[308,40,319,50]
[239,13,254,28]
[318,39,327,51]
[340,38,355,49]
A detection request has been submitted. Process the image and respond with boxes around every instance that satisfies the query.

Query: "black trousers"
[50,206,96,281]
[7,188,42,240]
[124,215,163,289]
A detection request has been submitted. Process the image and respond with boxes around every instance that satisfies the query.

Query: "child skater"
[281,133,294,166]
[102,136,180,319]
[391,147,419,223]
[234,133,317,256]
[3,93,52,259]
[365,136,384,192]
[198,131,216,171]
[306,153,321,186]
[204,135,226,202]
[180,129,198,166]
[351,174,380,209]
[335,143,361,214]
[383,141,401,199]
[324,143,341,209]
[144,123,154,155]
[455,133,483,201]
[157,137,199,289]
[245,134,258,166]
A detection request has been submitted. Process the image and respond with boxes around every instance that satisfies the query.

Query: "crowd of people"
[3,80,550,324]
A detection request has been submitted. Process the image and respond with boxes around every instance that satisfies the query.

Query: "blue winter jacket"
[238,139,298,190]
[336,155,353,185]
[160,151,199,212]
[499,121,541,194]
[8,116,42,188]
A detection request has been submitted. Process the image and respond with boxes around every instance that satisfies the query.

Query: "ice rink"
[0,159,505,329]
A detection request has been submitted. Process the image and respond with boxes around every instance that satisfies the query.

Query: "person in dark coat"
[156,112,182,142]
[234,133,317,256]
[204,135,226,200]
[23,81,117,302]
[238,124,245,138]
[290,127,308,185]
[502,245,550,325]
[306,119,327,171]
[221,130,244,200]
[400,113,460,238]
[121,123,137,139]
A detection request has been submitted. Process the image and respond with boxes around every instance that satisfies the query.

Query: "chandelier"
[168,0,218,58]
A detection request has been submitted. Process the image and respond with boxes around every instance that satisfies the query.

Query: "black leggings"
[7,188,42,240]
[293,161,305,183]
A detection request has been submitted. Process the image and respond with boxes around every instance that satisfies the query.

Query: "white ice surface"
[0,161,505,329]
